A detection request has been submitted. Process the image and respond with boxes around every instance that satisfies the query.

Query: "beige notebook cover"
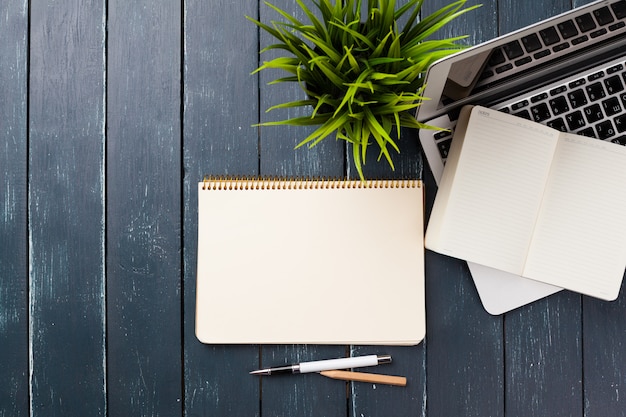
[196,178,425,345]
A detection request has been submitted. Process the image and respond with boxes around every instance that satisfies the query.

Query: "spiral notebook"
[195,177,425,345]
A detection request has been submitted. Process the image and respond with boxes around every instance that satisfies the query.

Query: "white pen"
[249,354,392,375]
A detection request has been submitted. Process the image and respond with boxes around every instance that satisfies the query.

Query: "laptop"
[417,0,626,314]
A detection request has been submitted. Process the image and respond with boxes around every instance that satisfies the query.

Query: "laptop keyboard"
[476,0,626,89]
[501,63,626,144]
[433,59,626,160]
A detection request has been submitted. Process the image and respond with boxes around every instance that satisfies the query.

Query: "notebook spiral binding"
[202,176,421,190]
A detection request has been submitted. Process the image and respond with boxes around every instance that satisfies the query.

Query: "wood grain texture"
[28,0,106,415]
[420,1,505,416]
[106,0,182,415]
[505,295,583,417]
[182,0,260,416]
[2,0,626,416]
[0,1,29,416]
[583,279,626,417]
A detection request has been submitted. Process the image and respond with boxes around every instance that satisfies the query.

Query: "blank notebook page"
[195,179,425,345]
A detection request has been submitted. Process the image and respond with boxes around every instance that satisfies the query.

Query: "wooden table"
[2,0,625,415]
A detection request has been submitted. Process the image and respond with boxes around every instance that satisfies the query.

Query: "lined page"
[524,135,626,300]
[427,107,559,275]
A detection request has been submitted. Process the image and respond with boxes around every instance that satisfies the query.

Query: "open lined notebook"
[426,106,626,301]
[196,177,425,345]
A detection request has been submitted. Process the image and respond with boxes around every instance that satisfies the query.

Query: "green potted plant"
[248,0,478,180]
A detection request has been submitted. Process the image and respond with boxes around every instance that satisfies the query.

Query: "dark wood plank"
[0,1,29,416]
[505,294,582,416]
[498,0,570,33]
[583,279,626,417]
[106,0,182,415]
[498,2,585,416]
[182,0,260,415]
[419,1,505,416]
[256,1,347,415]
[573,0,599,7]
[28,0,106,415]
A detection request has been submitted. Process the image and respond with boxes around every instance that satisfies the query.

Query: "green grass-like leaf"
[248,0,479,180]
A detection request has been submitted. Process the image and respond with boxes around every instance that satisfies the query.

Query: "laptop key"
[522,33,542,52]
[586,82,606,101]
[496,63,514,74]
[513,109,531,120]
[590,28,608,38]
[579,127,596,138]
[612,1,626,19]
[584,103,603,123]
[434,130,452,140]
[553,43,570,52]
[503,40,524,59]
[568,89,588,108]
[557,20,579,39]
[569,78,586,88]
[488,48,506,66]
[595,120,616,139]
[605,75,624,94]
[571,35,589,45]
[531,103,551,122]
[549,96,569,115]
[566,111,587,130]
[534,49,551,59]
[550,86,567,95]
[512,100,529,110]
[540,27,560,45]
[437,138,452,159]
[575,13,597,32]
[612,136,626,145]
[588,71,605,81]
[603,97,622,116]
[547,118,567,132]
[615,114,626,133]
[610,22,626,31]
[593,7,615,26]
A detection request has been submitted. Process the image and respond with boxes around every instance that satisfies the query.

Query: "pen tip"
[249,369,267,376]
